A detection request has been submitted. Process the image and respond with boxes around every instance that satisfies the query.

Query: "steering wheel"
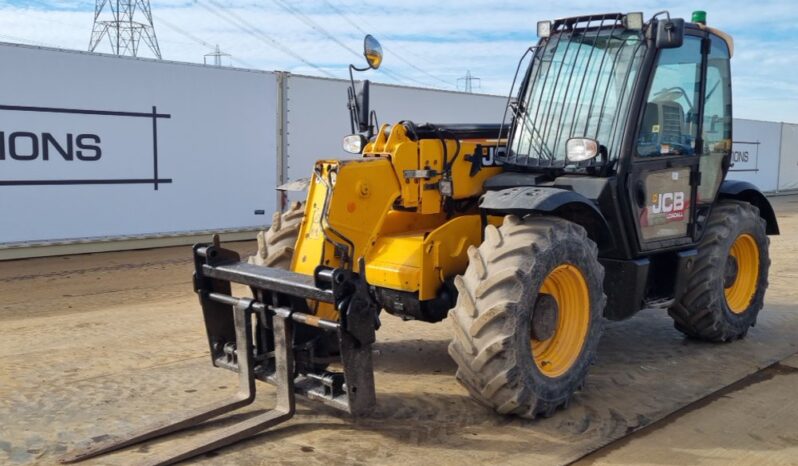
[664,141,694,156]
[653,86,694,111]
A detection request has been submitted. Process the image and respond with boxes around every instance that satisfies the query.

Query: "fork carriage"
[60,238,378,466]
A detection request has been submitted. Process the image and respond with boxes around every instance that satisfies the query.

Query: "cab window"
[697,36,732,204]
[637,36,702,157]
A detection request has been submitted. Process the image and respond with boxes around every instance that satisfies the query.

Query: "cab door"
[625,33,705,252]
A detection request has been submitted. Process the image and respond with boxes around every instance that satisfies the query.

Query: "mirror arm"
[358,80,370,134]
[368,110,379,139]
[347,86,357,135]
[348,64,363,134]
[348,64,371,135]
[649,10,671,23]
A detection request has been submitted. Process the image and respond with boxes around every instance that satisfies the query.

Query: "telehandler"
[63,11,778,465]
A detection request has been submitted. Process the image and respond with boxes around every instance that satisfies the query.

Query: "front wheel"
[448,216,605,418]
[668,200,770,341]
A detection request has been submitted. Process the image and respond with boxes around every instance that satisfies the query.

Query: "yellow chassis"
[292,124,502,319]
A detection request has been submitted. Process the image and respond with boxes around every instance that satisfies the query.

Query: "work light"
[624,12,644,30]
[537,21,552,38]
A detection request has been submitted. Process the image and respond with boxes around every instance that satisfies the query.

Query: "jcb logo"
[651,191,685,214]
[471,144,506,167]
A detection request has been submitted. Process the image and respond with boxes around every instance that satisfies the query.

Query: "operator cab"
[492,11,736,258]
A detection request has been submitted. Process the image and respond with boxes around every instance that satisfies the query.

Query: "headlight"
[343,134,367,154]
[566,138,599,163]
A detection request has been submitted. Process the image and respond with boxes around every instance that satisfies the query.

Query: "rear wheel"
[668,201,770,341]
[448,216,605,418]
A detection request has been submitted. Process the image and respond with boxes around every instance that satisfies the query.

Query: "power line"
[155,14,256,68]
[0,32,57,48]
[320,0,453,88]
[266,0,434,87]
[196,0,336,77]
[156,15,215,49]
[270,0,361,60]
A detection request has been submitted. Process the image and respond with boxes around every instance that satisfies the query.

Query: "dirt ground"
[1,195,797,465]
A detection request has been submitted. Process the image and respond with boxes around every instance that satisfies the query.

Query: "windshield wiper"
[515,104,554,160]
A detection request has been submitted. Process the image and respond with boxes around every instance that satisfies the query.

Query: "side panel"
[365,215,482,301]
[293,158,401,276]
[420,215,482,300]
[0,43,278,244]
[638,167,692,241]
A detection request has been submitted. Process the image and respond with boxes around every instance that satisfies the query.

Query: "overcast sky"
[0,0,796,123]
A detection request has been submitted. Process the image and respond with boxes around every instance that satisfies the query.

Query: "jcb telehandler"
[63,11,778,465]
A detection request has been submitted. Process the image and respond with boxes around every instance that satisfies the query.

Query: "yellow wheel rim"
[725,233,760,314]
[532,264,590,378]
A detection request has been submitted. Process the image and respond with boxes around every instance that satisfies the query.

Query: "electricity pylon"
[89,0,162,59]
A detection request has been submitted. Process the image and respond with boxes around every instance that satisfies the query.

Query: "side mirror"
[363,34,383,70]
[655,17,684,49]
[566,138,599,163]
[348,35,381,139]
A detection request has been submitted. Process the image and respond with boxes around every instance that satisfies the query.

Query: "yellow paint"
[448,143,503,200]
[418,215,483,300]
[365,215,484,300]
[532,264,590,378]
[291,122,507,320]
[293,166,331,272]
[325,158,401,265]
[725,233,759,314]
[365,233,424,291]
[414,138,449,215]
[291,159,400,320]
[364,124,501,214]
[291,164,340,321]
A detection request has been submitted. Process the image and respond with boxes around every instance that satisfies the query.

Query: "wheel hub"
[725,233,761,314]
[724,255,739,289]
[532,293,559,341]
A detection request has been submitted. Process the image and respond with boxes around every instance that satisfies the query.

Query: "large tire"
[668,200,770,341]
[448,215,605,418]
[248,201,304,268]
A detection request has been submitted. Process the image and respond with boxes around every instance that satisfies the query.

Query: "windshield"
[507,26,646,167]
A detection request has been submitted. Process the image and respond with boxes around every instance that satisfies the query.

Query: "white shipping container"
[0,42,279,245]
[283,75,507,189]
[727,118,782,192]
[778,123,798,192]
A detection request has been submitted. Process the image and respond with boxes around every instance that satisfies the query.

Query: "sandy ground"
[577,354,798,465]
[1,195,797,465]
